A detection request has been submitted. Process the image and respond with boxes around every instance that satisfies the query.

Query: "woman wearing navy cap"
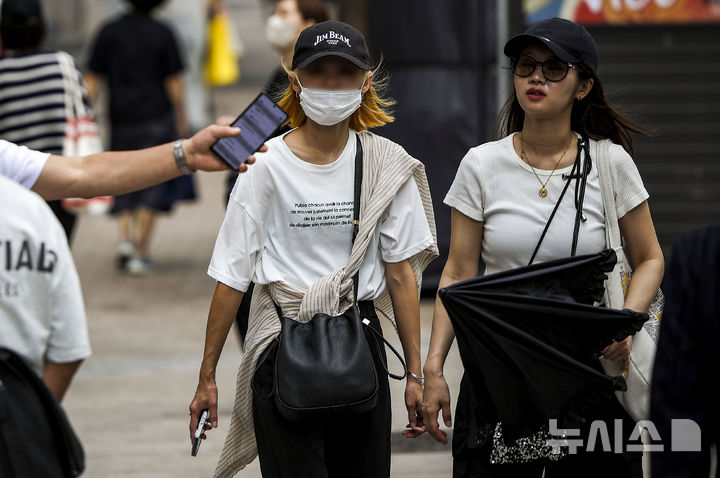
[423,17,663,477]
[189,20,437,478]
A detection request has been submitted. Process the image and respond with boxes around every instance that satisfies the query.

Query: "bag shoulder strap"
[595,139,629,309]
[351,134,363,305]
[275,135,363,318]
[595,139,622,250]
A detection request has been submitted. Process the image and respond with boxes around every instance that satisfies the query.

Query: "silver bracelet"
[408,371,424,386]
[173,139,193,175]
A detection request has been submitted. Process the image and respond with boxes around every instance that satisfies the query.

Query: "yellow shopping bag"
[203,10,240,86]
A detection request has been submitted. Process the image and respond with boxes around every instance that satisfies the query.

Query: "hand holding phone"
[211,92,288,171]
[191,408,210,457]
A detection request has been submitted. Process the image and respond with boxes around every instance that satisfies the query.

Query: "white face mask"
[265,15,298,52]
[297,78,366,126]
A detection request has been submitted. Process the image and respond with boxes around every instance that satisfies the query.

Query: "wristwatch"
[173,139,193,175]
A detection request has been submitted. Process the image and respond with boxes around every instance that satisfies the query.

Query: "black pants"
[252,302,392,478]
[452,376,644,478]
[47,200,76,243]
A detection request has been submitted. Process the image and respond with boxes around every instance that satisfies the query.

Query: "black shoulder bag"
[529,134,592,265]
[272,135,407,422]
[0,347,84,477]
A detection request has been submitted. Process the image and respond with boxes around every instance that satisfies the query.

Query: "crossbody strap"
[528,134,592,265]
[351,134,363,305]
[570,134,592,256]
[274,134,363,319]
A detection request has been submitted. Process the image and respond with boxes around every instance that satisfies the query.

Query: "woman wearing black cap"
[422,17,663,477]
[188,20,437,478]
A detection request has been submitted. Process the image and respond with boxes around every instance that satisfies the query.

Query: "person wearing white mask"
[263,0,329,99]
[223,0,329,202]
[189,21,438,478]
[223,0,329,340]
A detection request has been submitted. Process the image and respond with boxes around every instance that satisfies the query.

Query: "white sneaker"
[116,241,135,269]
[126,256,152,275]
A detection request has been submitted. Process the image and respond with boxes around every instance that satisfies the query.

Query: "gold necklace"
[519,133,574,198]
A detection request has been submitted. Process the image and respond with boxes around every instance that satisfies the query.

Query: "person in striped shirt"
[0,120,260,199]
[0,0,92,241]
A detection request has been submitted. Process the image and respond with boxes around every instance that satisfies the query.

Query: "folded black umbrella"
[439,249,647,439]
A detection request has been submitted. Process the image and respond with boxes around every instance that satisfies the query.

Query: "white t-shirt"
[0,174,90,374]
[0,140,50,189]
[209,129,433,300]
[444,133,649,275]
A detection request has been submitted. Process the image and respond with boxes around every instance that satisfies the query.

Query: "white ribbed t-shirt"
[444,133,648,275]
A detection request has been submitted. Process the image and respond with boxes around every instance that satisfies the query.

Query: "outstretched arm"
[32,119,263,200]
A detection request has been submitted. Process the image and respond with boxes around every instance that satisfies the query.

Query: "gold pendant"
[539,187,548,198]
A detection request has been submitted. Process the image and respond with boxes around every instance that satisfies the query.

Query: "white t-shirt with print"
[0,140,50,189]
[208,130,433,300]
[444,133,649,275]
[0,174,90,375]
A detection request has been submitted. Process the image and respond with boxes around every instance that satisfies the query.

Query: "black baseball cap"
[504,17,598,75]
[292,20,370,71]
[1,0,43,27]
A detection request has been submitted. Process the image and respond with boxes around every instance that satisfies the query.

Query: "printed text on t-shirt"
[289,201,354,228]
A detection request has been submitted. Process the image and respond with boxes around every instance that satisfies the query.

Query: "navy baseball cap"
[1,0,43,27]
[504,17,598,75]
[292,20,370,71]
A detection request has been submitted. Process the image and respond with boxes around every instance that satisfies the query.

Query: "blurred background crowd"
[32,0,720,289]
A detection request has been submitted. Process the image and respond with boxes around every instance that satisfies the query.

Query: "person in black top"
[86,0,195,275]
[651,222,720,478]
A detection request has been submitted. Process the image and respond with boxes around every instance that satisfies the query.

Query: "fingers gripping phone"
[211,92,289,171]
[191,409,210,457]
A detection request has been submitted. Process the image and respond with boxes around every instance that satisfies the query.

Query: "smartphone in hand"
[191,409,210,457]
[211,92,288,170]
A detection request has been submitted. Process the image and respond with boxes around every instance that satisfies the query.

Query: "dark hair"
[127,0,166,14]
[496,63,649,157]
[296,0,330,23]
[0,22,45,49]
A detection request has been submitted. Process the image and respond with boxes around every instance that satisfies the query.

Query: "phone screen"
[211,92,288,170]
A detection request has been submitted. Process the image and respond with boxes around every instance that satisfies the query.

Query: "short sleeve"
[46,223,91,364]
[443,149,485,221]
[160,27,184,78]
[0,140,50,189]
[379,175,433,263]
[207,196,262,292]
[609,144,649,218]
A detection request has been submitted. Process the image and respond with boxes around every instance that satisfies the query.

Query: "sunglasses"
[511,54,579,82]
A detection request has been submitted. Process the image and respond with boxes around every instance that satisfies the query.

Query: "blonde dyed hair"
[276,64,396,131]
